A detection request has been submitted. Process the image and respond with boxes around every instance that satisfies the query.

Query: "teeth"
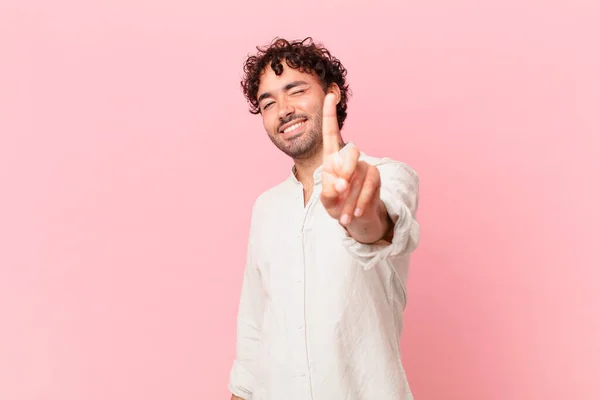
[283,121,305,133]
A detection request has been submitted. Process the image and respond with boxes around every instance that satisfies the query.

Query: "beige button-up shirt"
[229,144,420,400]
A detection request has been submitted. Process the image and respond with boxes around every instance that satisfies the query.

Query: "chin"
[290,140,320,160]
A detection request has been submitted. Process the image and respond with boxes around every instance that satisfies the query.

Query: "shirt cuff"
[228,360,254,399]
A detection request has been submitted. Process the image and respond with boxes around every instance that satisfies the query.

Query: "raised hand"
[320,93,383,228]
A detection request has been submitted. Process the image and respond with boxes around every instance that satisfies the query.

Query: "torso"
[248,174,413,400]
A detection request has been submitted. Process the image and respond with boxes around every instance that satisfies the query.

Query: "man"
[228,37,420,400]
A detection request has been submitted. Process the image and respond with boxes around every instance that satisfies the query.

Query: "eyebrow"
[257,80,309,103]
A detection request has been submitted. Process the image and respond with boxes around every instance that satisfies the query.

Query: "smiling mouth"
[280,119,307,134]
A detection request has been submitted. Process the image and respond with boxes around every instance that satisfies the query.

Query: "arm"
[319,93,418,255]
[341,160,420,270]
[228,208,265,400]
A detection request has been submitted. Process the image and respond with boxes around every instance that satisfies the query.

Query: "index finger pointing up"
[322,92,341,157]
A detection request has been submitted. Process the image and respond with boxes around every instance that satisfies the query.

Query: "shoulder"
[359,151,419,187]
[359,151,420,217]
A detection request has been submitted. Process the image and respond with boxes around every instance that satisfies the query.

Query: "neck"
[293,141,347,187]
[293,153,322,187]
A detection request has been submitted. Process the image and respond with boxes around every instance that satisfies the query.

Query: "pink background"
[1,0,598,399]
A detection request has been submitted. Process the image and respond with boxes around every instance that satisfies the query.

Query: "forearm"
[344,199,393,244]
[231,395,245,400]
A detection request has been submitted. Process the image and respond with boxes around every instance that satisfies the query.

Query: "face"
[256,62,334,160]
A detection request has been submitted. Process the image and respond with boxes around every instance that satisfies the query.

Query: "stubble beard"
[269,109,324,161]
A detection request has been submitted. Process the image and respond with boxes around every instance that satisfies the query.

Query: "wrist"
[344,200,391,244]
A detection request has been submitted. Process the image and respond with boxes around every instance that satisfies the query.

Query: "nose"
[277,99,295,121]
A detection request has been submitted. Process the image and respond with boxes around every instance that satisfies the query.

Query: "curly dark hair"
[241,37,351,130]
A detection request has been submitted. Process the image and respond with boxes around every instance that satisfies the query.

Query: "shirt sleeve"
[228,202,265,399]
[341,159,420,271]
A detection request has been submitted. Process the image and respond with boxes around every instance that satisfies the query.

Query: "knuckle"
[323,190,336,199]
[363,179,377,192]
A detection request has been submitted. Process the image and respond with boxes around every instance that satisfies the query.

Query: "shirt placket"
[294,173,323,399]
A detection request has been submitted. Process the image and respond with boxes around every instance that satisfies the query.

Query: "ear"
[326,83,342,105]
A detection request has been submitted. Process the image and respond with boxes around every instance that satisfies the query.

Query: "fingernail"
[354,208,362,217]
[335,178,347,192]
[340,214,350,225]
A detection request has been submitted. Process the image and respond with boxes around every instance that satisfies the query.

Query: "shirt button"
[298,324,303,330]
